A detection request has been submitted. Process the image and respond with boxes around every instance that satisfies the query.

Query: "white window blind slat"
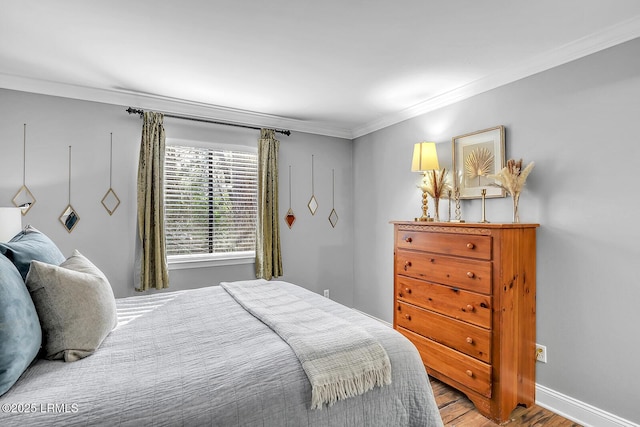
[164,145,258,257]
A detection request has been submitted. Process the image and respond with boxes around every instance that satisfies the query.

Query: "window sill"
[167,252,255,270]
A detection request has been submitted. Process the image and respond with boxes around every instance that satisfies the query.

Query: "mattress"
[0,282,443,426]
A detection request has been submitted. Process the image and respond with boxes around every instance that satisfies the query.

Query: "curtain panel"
[135,112,169,291]
[256,129,283,280]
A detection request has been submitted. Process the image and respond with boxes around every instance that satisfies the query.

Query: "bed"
[1,274,443,426]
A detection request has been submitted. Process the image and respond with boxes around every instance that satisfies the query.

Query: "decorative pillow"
[25,250,117,362]
[0,254,42,396]
[0,225,65,280]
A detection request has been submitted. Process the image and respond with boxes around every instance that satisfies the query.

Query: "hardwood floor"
[430,377,582,426]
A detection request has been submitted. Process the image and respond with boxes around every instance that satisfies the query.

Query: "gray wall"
[353,38,640,423]
[0,89,354,305]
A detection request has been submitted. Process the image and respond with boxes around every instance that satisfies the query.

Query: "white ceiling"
[2,1,640,138]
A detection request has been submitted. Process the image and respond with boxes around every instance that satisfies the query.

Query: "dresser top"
[391,221,539,229]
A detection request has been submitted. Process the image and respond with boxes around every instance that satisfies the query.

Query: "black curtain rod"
[126,107,291,136]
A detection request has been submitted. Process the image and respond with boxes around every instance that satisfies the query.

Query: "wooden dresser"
[392,221,538,423]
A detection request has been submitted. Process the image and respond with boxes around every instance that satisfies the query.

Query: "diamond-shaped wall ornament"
[12,185,36,215]
[102,133,121,215]
[328,168,338,228]
[307,195,318,215]
[101,188,121,215]
[14,124,36,216]
[284,165,296,229]
[60,205,80,233]
[61,146,80,233]
[285,208,296,229]
[329,208,338,228]
[307,155,318,215]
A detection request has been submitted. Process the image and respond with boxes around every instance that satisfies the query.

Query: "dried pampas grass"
[488,159,535,196]
[421,169,450,199]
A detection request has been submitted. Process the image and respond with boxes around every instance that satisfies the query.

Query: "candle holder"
[480,188,489,223]
[450,178,464,223]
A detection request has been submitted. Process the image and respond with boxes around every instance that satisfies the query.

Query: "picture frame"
[452,125,506,199]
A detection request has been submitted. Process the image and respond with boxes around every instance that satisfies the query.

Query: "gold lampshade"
[411,142,440,172]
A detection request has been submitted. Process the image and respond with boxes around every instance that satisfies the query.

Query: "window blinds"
[164,145,258,257]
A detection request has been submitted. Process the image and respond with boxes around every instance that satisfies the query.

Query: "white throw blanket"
[220,279,392,409]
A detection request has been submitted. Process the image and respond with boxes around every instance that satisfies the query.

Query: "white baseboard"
[536,384,639,427]
[351,308,392,327]
[352,308,639,426]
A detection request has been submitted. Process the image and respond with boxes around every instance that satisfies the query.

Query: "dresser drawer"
[398,327,492,398]
[396,230,492,260]
[396,276,492,329]
[396,301,491,363]
[396,249,492,294]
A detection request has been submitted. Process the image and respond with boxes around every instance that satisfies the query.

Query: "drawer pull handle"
[466,370,473,377]
[404,261,412,271]
[466,243,475,249]
[404,314,411,321]
[466,337,474,344]
[466,304,475,312]
[466,271,475,278]
[404,288,412,294]
[405,237,413,243]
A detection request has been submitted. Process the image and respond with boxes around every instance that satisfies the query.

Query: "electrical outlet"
[323,289,330,299]
[536,344,547,363]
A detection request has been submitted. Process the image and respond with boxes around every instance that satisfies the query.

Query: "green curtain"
[256,129,283,280]
[136,112,169,291]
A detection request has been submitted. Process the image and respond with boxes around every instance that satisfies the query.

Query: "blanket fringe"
[310,364,392,410]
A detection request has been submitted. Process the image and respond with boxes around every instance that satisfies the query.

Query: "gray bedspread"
[0,282,443,426]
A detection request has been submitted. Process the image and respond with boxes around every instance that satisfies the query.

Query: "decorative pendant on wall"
[285,165,296,228]
[60,146,80,233]
[101,133,121,215]
[307,154,318,215]
[12,123,36,215]
[328,169,338,228]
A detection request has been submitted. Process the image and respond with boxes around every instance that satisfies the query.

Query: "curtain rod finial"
[126,107,144,118]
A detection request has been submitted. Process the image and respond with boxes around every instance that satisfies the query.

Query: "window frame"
[164,139,258,269]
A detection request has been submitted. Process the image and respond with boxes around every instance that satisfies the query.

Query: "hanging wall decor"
[101,133,121,215]
[285,165,296,228]
[328,169,338,228]
[60,146,80,233]
[12,123,36,215]
[307,154,318,215]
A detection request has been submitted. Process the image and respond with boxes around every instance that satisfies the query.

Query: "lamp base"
[414,216,434,222]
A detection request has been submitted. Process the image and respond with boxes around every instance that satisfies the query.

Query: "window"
[164,143,258,267]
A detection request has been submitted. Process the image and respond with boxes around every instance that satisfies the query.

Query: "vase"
[512,192,520,223]
[433,196,440,221]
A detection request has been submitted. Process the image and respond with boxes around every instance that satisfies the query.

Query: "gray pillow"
[0,254,42,396]
[25,250,117,362]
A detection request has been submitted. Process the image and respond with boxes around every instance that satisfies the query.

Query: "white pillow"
[25,250,117,362]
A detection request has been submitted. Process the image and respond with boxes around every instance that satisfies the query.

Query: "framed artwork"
[452,125,506,199]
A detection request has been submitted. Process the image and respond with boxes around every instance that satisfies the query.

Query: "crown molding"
[352,15,640,139]
[0,73,354,140]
